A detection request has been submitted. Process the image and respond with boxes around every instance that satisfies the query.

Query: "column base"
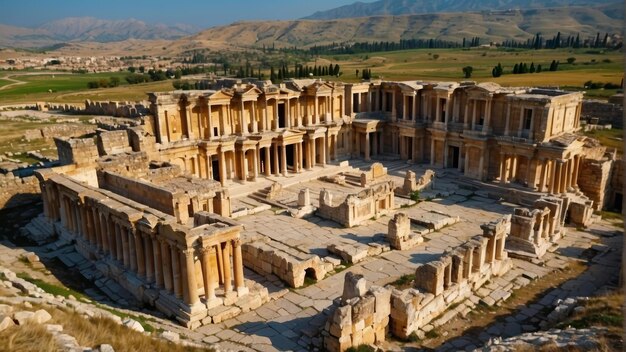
[206,297,223,309]
[237,286,249,297]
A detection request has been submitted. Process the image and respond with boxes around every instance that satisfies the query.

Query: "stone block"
[342,272,367,301]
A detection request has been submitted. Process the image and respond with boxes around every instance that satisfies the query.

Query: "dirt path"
[0,71,72,92]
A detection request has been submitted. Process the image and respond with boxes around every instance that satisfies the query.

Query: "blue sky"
[1,0,358,28]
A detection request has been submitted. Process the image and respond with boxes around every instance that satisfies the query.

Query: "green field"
[0,72,131,102]
[0,48,622,105]
[314,48,623,92]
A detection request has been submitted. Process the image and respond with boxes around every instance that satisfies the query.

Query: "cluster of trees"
[307,38,470,55]
[512,62,543,74]
[267,63,341,82]
[501,32,619,50]
[87,77,120,89]
[124,68,178,85]
[490,60,559,77]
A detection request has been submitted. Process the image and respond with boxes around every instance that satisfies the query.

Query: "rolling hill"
[304,0,622,20]
[180,6,622,50]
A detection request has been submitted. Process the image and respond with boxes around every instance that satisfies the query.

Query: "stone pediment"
[208,90,234,102]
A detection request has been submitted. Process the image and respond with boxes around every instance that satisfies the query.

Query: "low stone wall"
[0,173,40,209]
[581,100,623,129]
[241,237,331,288]
[46,100,148,118]
[23,124,95,141]
[397,170,435,195]
[317,181,395,227]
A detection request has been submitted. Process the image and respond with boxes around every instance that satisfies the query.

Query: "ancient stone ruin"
[317,180,395,227]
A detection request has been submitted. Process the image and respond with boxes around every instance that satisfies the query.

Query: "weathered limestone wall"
[46,100,148,118]
[581,100,623,129]
[0,174,40,209]
[317,181,395,227]
[96,170,187,223]
[360,162,387,187]
[96,152,150,177]
[23,124,95,141]
[97,130,132,156]
[53,137,99,167]
[577,158,614,211]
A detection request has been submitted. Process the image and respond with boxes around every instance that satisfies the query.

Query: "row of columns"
[538,156,581,194]
[55,192,246,307]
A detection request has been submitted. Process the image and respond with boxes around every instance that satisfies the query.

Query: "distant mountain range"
[0,17,199,48]
[304,0,622,20]
[183,5,622,50]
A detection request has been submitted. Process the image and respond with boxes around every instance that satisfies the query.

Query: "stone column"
[264,147,271,176]
[435,97,441,122]
[549,160,557,194]
[201,247,217,300]
[311,138,317,167]
[207,102,214,138]
[161,241,173,292]
[152,237,163,288]
[222,241,232,293]
[121,225,130,267]
[286,99,291,128]
[478,151,485,180]
[483,98,492,132]
[364,132,371,161]
[114,222,123,261]
[464,149,470,174]
[171,246,183,298]
[430,139,435,165]
[314,95,319,123]
[240,100,247,135]
[134,232,146,278]
[403,95,408,120]
[128,228,137,273]
[572,155,580,188]
[218,151,227,186]
[412,94,418,121]
[252,147,259,180]
[232,239,246,295]
[281,144,288,175]
[240,149,247,183]
[273,145,279,176]
[538,159,547,192]
[182,249,199,305]
[143,235,153,282]
[252,101,258,133]
[555,161,563,194]
[274,100,279,130]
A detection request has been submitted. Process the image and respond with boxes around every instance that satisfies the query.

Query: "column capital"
[232,238,242,248]
[181,248,195,257]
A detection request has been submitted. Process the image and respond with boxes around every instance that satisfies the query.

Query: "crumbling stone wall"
[97,130,132,156]
[391,216,512,340]
[54,137,99,167]
[386,212,423,250]
[317,181,395,227]
[0,174,40,209]
[360,162,387,187]
[323,217,513,351]
[577,158,613,211]
[24,124,95,141]
[323,273,390,351]
[241,237,329,288]
[47,100,148,118]
[398,170,435,195]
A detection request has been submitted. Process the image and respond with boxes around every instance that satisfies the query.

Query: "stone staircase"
[20,214,55,245]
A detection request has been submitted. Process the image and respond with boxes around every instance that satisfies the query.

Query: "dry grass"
[0,323,60,352]
[48,306,211,352]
